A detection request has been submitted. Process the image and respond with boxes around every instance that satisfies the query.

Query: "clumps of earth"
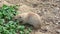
[0,0,60,34]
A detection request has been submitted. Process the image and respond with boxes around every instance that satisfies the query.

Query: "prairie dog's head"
[14,13,28,22]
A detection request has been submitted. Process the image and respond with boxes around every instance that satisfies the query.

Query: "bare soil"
[0,0,60,34]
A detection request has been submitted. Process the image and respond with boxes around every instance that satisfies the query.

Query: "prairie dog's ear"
[27,12,36,17]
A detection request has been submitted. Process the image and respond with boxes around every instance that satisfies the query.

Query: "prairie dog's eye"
[19,16,22,18]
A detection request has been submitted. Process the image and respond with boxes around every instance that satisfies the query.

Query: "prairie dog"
[14,12,42,29]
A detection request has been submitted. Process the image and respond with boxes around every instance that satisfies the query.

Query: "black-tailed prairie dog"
[14,12,42,29]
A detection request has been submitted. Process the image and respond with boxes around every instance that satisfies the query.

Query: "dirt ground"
[0,0,60,34]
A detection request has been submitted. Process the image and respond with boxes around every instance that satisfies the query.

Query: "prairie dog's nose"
[15,19,17,21]
[13,18,18,22]
[13,16,17,20]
